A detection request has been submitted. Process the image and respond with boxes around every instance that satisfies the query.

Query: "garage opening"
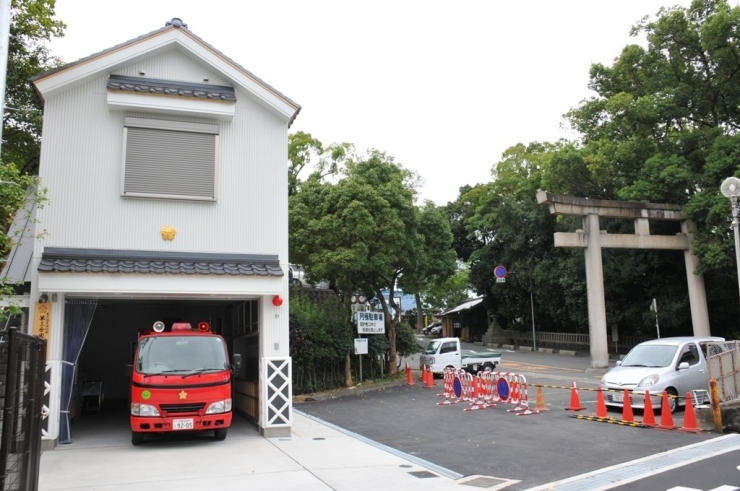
[66,297,260,443]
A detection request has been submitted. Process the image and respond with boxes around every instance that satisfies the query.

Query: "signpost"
[354,338,369,383]
[354,311,385,383]
[357,311,385,334]
[494,265,507,283]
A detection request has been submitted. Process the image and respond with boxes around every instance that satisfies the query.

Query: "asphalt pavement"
[297,336,732,490]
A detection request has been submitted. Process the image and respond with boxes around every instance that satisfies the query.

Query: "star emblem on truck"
[179,391,187,400]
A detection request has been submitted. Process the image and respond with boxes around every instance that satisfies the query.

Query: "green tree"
[423,266,472,314]
[3,0,65,174]
[398,201,457,333]
[290,148,426,379]
[542,0,740,335]
[288,131,351,197]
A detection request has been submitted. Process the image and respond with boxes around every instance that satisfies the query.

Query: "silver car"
[599,336,724,413]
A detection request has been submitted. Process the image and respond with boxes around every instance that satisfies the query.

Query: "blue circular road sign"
[494,265,508,279]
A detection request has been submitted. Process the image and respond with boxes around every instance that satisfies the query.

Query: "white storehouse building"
[3,18,298,446]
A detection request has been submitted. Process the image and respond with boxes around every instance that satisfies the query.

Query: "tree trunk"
[415,292,424,331]
[388,323,398,375]
[344,352,353,387]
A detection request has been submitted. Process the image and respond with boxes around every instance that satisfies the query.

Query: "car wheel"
[663,388,679,413]
[132,431,144,446]
[214,428,228,441]
[482,363,496,373]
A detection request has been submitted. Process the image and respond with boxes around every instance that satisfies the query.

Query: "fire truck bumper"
[131,412,232,433]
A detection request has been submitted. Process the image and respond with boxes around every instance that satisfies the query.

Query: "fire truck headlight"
[131,403,160,417]
[205,398,232,414]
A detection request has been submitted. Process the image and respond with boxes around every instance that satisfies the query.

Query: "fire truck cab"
[130,320,241,445]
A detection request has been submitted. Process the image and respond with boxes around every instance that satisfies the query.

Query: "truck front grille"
[160,403,206,413]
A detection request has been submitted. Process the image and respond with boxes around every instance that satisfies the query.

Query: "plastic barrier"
[448,371,538,415]
[437,368,464,405]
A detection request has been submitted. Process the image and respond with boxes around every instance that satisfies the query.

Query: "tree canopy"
[289,140,457,378]
[3,0,65,175]
[447,0,740,339]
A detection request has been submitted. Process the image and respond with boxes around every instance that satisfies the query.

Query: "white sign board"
[354,338,368,355]
[357,311,385,334]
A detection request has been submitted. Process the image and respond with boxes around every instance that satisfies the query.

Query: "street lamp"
[721,176,740,305]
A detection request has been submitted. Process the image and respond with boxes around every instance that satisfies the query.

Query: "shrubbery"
[289,290,421,394]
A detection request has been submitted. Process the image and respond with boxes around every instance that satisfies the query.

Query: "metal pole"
[0,0,11,147]
[732,196,740,306]
[530,289,536,351]
[721,177,740,309]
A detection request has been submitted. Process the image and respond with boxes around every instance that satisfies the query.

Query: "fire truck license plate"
[173,419,194,430]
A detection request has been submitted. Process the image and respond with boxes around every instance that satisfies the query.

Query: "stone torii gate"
[536,191,710,369]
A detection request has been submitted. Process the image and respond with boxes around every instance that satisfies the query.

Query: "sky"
[49,0,695,206]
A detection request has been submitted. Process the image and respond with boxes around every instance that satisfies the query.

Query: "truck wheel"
[214,428,228,441]
[483,363,496,373]
[132,431,144,446]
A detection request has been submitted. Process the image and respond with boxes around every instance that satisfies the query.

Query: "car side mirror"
[677,361,689,370]
[232,353,242,372]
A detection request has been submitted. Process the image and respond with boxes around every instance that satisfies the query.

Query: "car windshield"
[136,336,228,375]
[620,344,678,367]
[424,340,441,355]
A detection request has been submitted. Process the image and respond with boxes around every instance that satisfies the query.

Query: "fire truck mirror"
[232,353,242,372]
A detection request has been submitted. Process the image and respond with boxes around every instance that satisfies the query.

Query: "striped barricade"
[437,368,459,405]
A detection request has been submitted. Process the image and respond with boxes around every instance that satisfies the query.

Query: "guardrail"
[491,330,651,351]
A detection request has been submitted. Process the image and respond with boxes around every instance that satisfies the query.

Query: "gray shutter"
[123,126,216,199]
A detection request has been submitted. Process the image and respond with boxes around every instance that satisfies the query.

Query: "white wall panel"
[113,48,229,86]
[36,71,289,263]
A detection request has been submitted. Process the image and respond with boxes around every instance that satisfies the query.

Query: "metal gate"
[0,327,46,491]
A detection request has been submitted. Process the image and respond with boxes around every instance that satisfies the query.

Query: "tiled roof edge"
[107,74,236,101]
[38,248,284,277]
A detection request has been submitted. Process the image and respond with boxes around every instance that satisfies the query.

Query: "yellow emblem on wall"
[179,390,187,400]
[161,226,176,241]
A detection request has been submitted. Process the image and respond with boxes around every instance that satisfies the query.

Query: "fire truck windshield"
[136,336,228,375]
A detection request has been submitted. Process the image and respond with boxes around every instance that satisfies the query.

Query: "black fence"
[0,328,46,491]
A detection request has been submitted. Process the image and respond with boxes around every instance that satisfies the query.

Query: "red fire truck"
[130,320,241,445]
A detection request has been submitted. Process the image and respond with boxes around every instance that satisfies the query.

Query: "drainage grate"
[408,471,438,479]
[460,476,508,488]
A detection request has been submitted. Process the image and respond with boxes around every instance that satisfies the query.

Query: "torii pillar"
[537,191,710,369]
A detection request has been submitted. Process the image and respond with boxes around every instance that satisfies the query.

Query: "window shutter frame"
[121,117,219,201]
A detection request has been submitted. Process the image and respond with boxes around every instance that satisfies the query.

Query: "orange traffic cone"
[406,363,415,386]
[535,385,549,411]
[424,367,435,389]
[680,392,701,433]
[595,387,608,418]
[420,366,427,385]
[658,391,677,430]
[565,380,586,411]
[642,390,657,427]
[621,389,635,423]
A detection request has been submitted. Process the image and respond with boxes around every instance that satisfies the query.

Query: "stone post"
[584,214,609,368]
[681,220,710,337]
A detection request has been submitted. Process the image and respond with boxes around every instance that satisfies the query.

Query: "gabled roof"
[31,19,301,126]
[441,297,484,316]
